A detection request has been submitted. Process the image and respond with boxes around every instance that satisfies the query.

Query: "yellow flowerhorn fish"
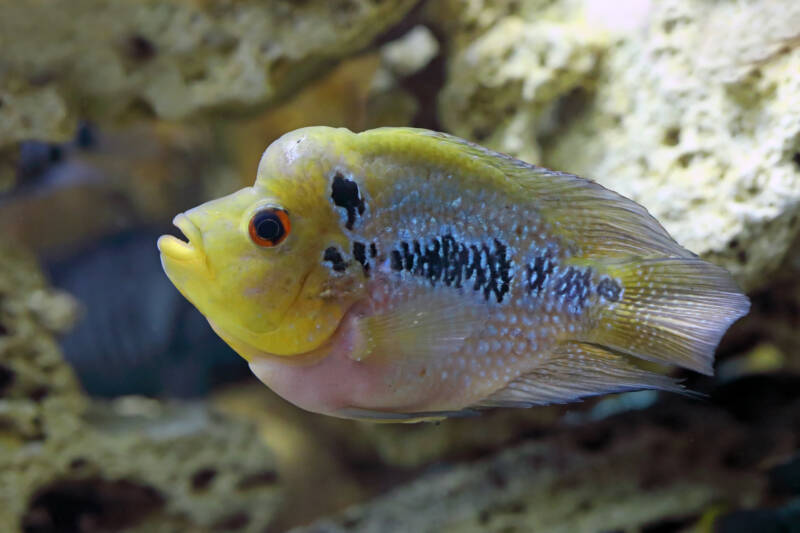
[157,127,750,422]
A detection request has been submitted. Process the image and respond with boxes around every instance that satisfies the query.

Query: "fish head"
[158,127,365,360]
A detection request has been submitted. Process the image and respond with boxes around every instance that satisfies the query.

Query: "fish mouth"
[157,214,203,261]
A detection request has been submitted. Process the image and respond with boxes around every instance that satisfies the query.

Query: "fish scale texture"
[433,0,800,291]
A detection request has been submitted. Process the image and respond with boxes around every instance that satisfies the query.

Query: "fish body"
[158,127,749,421]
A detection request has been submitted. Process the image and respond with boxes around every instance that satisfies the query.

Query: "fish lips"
[157,213,204,262]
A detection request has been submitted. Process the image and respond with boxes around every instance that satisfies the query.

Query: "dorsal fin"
[413,129,693,259]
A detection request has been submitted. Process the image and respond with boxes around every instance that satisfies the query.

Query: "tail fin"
[589,258,750,375]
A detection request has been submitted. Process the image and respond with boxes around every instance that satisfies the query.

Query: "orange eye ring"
[249,207,290,247]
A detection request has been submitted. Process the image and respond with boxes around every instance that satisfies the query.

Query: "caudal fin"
[590,258,750,375]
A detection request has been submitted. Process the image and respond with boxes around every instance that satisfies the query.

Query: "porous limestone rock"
[434,0,800,290]
[215,380,568,469]
[349,404,566,467]
[0,0,417,147]
[0,242,281,533]
[14,399,282,533]
[365,25,441,129]
[436,4,608,165]
[0,242,84,444]
[291,387,799,533]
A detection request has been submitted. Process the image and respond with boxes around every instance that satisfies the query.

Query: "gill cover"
[158,127,366,359]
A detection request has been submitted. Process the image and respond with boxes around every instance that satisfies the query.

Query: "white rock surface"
[437,0,800,290]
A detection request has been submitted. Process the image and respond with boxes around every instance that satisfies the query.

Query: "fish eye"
[248,207,290,247]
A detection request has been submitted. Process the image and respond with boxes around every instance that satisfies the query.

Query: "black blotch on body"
[390,234,512,303]
[525,251,555,295]
[323,247,348,272]
[597,278,622,302]
[352,241,369,273]
[554,266,593,313]
[390,250,403,271]
[331,174,365,230]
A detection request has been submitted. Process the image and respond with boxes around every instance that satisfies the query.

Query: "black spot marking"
[331,174,365,230]
[525,251,555,295]
[369,242,378,258]
[390,250,403,271]
[390,234,512,303]
[323,247,347,272]
[597,278,622,302]
[352,241,369,273]
[441,234,468,289]
[554,266,593,313]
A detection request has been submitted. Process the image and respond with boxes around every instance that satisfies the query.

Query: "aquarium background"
[1,1,799,532]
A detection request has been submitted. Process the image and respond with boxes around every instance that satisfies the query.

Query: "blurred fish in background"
[2,122,250,398]
[48,230,250,397]
[3,120,241,258]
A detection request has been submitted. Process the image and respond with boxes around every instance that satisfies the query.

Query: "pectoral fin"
[349,288,487,362]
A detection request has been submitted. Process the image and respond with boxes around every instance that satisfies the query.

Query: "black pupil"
[254,211,284,242]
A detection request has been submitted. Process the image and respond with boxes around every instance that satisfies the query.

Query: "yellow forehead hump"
[256,127,361,191]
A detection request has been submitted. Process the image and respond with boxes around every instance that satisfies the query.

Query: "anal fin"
[477,341,687,408]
